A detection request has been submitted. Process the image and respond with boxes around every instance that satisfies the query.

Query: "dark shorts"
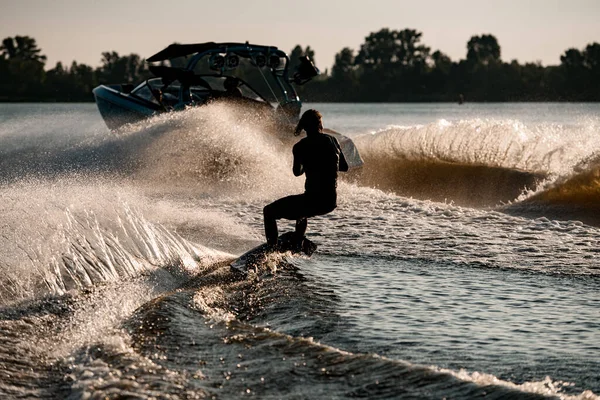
[264,192,337,221]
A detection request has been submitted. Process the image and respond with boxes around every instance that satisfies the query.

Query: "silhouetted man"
[263,109,348,248]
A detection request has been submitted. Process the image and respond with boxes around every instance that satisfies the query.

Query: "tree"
[45,62,70,98]
[356,28,396,67]
[395,29,430,69]
[321,47,361,101]
[97,51,149,84]
[560,43,600,100]
[44,61,96,101]
[70,62,96,93]
[583,42,600,71]
[331,47,355,79]
[560,48,584,69]
[0,35,46,100]
[0,38,15,59]
[427,50,453,100]
[354,28,431,101]
[560,47,589,100]
[355,28,430,68]
[0,36,46,62]
[466,34,501,66]
[459,34,503,101]
[431,50,452,74]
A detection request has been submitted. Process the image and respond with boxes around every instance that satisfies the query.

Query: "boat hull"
[93,85,160,131]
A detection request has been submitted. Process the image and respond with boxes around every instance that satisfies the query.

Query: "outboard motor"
[292,56,320,85]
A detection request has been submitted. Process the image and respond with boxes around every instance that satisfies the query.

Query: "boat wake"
[0,181,231,306]
[351,118,600,208]
[500,152,600,224]
[1,105,599,399]
[127,103,300,199]
[3,255,596,399]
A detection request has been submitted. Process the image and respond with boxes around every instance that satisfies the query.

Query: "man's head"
[294,109,323,136]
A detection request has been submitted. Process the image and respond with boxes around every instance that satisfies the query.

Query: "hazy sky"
[1,0,599,71]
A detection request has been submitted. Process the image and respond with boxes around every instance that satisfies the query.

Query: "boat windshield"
[132,78,181,106]
[132,79,161,104]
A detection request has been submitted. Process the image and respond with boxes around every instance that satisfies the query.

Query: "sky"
[1,0,599,71]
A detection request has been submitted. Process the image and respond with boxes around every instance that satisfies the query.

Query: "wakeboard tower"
[230,232,317,276]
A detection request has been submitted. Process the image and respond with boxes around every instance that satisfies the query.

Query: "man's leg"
[263,207,279,246]
[295,218,308,239]
[263,194,307,246]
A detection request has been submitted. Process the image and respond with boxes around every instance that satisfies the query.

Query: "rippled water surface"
[0,102,599,399]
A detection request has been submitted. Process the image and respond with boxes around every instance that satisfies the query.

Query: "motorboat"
[92,42,362,168]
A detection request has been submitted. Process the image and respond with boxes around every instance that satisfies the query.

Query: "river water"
[0,102,599,399]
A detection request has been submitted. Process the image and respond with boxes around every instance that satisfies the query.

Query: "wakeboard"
[230,232,317,276]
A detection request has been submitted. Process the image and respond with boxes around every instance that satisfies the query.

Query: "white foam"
[355,118,600,176]
[439,367,599,400]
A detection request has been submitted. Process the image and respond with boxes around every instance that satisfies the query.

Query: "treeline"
[1,31,599,102]
[0,36,151,101]
[295,29,600,102]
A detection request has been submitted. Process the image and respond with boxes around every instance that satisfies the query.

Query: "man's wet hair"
[295,109,323,135]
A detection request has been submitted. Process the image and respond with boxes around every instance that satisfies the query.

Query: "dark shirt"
[292,133,349,196]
